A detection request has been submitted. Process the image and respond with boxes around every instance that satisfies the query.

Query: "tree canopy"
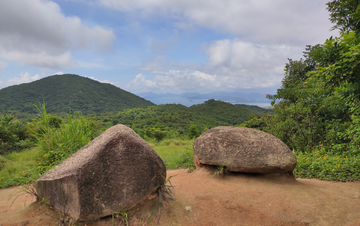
[242,1,360,156]
[327,0,360,34]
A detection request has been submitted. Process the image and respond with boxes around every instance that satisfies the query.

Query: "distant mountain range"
[0,74,155,114]
[137,91,272,107]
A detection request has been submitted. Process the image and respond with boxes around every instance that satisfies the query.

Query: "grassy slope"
[0,148,42,188]
[150,139,195,170]
[189,99,271,126]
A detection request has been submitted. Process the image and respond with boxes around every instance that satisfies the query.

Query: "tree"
[327,0,360,34]
[145,127,167,141]
[188,125,201,139]
[263,31,360,153]
[0,113,28,152]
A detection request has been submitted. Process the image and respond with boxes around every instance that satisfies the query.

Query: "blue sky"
[0,0,337,95]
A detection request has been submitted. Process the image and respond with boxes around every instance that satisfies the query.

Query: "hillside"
[190,99,270,125]
[0,74,155,114]
[137,91,272,106]
[95,99,273,135]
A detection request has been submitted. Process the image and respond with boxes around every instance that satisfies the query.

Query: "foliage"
[327,0,360,34]
[0,105,97,188]
[145,126,168,141]
[188,125,201,139]
[31,104,95,175]
[294,148,360,182]
[238,114,272,131]
[238,4,360,181]
[261,31,360,156]
[95,100,272,141]
[0,108,196,188]
[0,113,31,153]
[0,74,155,115]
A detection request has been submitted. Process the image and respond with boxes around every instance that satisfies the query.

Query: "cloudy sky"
[0,0,337,95]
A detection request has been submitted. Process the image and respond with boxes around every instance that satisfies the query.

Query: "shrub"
[294,147,360,182]
[32,104,95,175]
[188,125,200,139]
[0,113,29,153]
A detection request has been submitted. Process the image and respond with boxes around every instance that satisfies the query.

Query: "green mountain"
[0,74,155,114]
[95,99,272,134]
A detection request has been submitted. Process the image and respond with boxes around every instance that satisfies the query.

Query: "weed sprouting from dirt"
[213,163,230,178]
[147,175,175,225]
[8,183,39,209]
[112,204,130,226]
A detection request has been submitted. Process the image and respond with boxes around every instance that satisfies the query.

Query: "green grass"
[151,139,195,171]
[0,147,42,188]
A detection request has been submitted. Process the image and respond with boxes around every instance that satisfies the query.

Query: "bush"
[32,104,95,175]
[0,113,29,153]
[188,125,201,139]
[145,127,167,141]
[294,147,360,182]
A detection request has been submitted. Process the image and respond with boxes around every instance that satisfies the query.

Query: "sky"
[0,0,338,95]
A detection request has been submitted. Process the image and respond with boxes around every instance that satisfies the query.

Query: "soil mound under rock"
[35,124,166,221]
[193,126,297,174]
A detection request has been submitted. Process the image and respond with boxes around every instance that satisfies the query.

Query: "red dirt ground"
[1,169,360,226]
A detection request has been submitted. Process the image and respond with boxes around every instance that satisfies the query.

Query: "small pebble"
[185,206,192,212]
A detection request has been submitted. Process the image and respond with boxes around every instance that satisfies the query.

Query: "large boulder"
[35,125,166,221]
[193,126,296,173]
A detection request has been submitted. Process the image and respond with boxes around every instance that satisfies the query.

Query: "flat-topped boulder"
[35,124,166,221]
[193,126,296,174]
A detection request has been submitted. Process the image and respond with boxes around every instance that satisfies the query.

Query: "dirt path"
[1,169,360,226]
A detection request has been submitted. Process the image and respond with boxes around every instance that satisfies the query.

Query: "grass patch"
[294,148,360,182]
[0,147,42,188]
[151,139,195,171]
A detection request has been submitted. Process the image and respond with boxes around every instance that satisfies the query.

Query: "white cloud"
[53,71,64,75]
[205,39,302,76]
[84,76,114,84]
[206,39,231,66]
[138,56,168,74]
[7,72,41,86]
[127,74,157,89]
[136,39,302,93]
[0,0,115,69]
[101,0,335,94]
[2,51,76,69]
[127,69,279,93]
[96,0,335,46]
[0,61,7,69]
[153,70,219,89]
[76,60,106,69]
